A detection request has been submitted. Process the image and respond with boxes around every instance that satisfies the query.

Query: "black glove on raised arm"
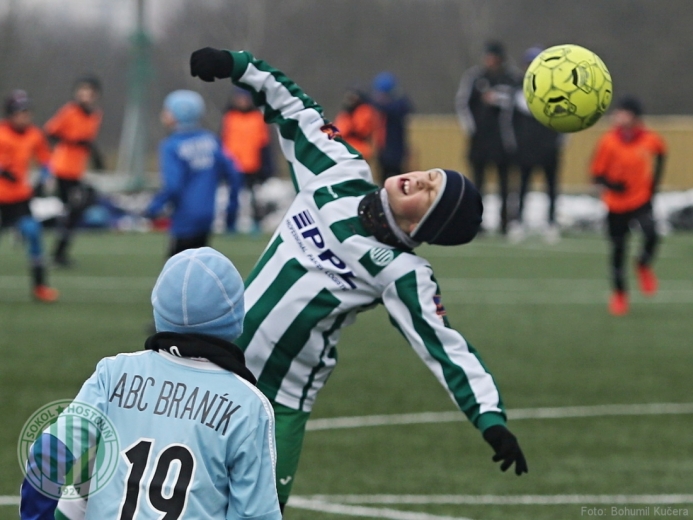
[190,48,234,82]
[483,425,528,476]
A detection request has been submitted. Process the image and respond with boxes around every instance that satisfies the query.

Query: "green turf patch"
[2,231,692,520]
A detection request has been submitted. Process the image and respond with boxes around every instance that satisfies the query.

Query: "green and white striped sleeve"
[382,266,507,432]
[227,51,369,192]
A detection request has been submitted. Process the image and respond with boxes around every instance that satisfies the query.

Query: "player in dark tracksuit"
[145,90,240,257]
[456,41,521,234]
[370,72,413,182]
[45,76,103,267]
[512,47,564,242]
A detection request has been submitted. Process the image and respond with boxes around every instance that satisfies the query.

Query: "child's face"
[74,85,99,108]
[160,109,177,130]
[233,93,253,111]
[9,110,32,131]
[384,169,445,234]
[612,109,638,128]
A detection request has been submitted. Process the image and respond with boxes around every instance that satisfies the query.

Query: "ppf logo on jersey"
[289,209,357,290]
[18,399,120,500]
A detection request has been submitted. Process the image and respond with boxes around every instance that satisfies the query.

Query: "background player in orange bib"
[591,96,667,316]
[0,90,58,302]
[221,87,272,233]
[44,76,103,267]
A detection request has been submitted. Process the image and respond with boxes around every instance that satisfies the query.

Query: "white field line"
[4,493,692,512]
[288,497,474,520]
[296,494,693,506]
[306,402,693,432]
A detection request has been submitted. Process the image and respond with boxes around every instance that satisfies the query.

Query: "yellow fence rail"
[408,115,693,192]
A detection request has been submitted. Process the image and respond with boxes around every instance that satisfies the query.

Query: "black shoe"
[53,255,75,268]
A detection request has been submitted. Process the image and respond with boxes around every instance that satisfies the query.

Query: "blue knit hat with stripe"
[152,248,244,342]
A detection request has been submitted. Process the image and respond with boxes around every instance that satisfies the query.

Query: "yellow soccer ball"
[523,44,613,133]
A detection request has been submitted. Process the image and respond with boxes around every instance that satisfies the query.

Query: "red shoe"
[609,291,629,316]
[33,285,59,303]
[636,264,658,296]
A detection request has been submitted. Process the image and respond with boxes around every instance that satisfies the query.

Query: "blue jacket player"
[146,90,241,257]
[20,247,281,520]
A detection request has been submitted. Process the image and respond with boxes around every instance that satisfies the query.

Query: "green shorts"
[272,401,311,504]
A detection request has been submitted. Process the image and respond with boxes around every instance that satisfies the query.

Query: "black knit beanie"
[4,90,30,116]
[411,169,483,246]
[616,95,643,117]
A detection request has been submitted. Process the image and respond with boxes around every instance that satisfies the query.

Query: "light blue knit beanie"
[151,247,244,342]
[163,90,205,130]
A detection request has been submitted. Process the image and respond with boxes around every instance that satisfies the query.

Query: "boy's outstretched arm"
[382,266,528,476]
[190,47,371,192]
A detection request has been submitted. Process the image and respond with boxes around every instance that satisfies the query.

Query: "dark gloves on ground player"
[190,48,234,82]
[482,425,528,476]
[0,169,18,183]
[594,175,626,193]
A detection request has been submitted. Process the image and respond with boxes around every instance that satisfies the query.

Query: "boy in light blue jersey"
[146,90,241,257]
[20,247,281,520]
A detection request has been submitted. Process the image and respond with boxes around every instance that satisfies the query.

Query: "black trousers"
[243,173,266,225]
[0,199,32,228]
[607,203,658,292]
[517,162,558,224]
[53,178,97,261]
[471,160,510,234]
[56,179,95,232]
[168,233,210,258]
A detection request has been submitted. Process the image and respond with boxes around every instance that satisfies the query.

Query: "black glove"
[190,47,234,82]
[594,175,626,193]
[483,425,528,476]
[0,169,18,183]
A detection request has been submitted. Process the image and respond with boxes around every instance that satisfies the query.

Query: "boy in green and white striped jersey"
[191,47,528,509]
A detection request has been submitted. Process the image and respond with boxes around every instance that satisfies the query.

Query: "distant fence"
[408,115,693,192]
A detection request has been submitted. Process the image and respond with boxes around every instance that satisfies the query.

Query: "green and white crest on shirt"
[370,247,395,266]
[17,399,120,500]
[359,247,401,276]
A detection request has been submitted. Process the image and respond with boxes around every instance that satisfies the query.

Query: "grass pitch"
[1,230,692,520]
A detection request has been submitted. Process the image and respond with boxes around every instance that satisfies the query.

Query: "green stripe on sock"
[258,289,342,401]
